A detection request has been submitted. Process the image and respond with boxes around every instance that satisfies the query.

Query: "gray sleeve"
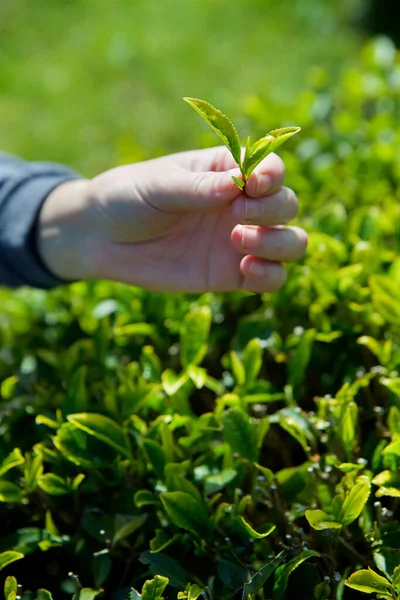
[0,153,82,289]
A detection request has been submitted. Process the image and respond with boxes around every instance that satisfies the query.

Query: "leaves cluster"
[1,37,400,600]
[183,97,300,190]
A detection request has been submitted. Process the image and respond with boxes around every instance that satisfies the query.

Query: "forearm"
[0,154,81,289]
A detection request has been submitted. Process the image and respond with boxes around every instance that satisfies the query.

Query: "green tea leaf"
[238,516,275,539]
[232,175,245,190]
[242,136,274,180]
[0,551,24,571]
[230,351,246,386]
[140,552,188,589]
[243,127,301,180]
[392,564,400,590]
[134,489,158,508]
[273,550,320,598]
[113,514,147,546]
[204,468,237,495]
[383,437,400,456]
[54,422,115,468]
[38,473,71,495]
[243,338,263,384]
[4,576,17,599]
[67,413,131,457]
[161,369,189,396]
[242,551,288,598]
[93,550,111,588]
[36,591,54,600]
[305,509,342,530]
[266,127,301,153]
[177,584,204,600]
[372,470,400,497]
[222,408,257,462]
[340,401,358,454]
[339,475,371,526]
[183,97,241,165]
[313,582,331,600]
[143,439,166,478]
[0,481,23,503]
[0,448,24,477]
[344,568,391,594]
[160,491,210,537]
[180,306,212,368]
[370,275,400,325]
[388,407,400,436]
[73,589,104,600]
[141,575,169,600]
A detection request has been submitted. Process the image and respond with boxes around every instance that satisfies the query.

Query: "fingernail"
[241,226,258,249]
[256,174,272,195]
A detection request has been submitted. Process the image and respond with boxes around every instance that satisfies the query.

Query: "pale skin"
[37,146,307,294]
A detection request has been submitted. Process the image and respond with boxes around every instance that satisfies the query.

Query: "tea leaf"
[222,408,257,462]
[183,97,241,165]
[243,127,301,180]
[238,516,275,539]
[243,338,263,384]
[344,568,391,594]
[67,413,131,457]
[160,491,210,537]
[232,175,245,190]
[339,475,371,526]
[0,551,24,571]
[73,590,104,600]
[143,439,167,478]
[266,126,301,153]
[180,306,212,368]
[4,576,17,599]
[0,448,24,477]
[273,550,320,598]
[0,481,23,503]
[141,575,169,600]
[242,136,274,180]
[242,551,288,598]
[305,509,342,530]
[38,473,71,495]
[36,592,54,600]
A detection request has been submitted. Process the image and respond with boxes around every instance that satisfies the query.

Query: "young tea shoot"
[183,97,301,190]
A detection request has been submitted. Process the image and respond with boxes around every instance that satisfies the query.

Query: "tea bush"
[1,37,400,600]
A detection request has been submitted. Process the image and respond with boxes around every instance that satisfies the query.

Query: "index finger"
[170,146,240,172]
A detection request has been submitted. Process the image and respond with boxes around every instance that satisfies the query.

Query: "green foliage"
[184,97,301,188]
[1,36,400,600]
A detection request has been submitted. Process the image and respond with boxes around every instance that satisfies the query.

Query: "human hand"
[37,146,307,293]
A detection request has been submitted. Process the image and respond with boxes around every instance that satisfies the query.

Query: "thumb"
[152,167,243,213]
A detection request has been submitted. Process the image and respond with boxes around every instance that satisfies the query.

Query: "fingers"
[231,225,308,263]
[239,257,288,293]
[170,145,240,172]
[231,186,298,226]
[244,153,286,197]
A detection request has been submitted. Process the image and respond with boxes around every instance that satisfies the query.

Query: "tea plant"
[183,97,300,190]
[0,37,399,600]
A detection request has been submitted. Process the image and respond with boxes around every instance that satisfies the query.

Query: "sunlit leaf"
[344,568,391,594]
[183,97,241,165]
[67,413,131,457]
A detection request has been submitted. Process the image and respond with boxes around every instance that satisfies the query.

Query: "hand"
[37,146,307,293]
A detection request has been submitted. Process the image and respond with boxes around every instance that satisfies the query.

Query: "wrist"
[36,178,101,282]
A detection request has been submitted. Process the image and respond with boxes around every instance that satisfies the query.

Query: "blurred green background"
[0,0,378,176]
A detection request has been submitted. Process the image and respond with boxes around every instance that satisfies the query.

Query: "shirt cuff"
[0,173,80,289]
